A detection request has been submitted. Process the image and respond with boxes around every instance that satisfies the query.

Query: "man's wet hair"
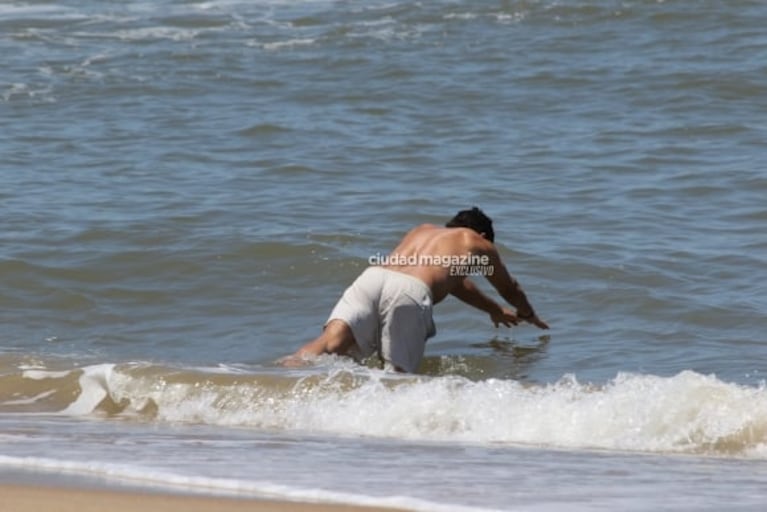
[445,207,495,243]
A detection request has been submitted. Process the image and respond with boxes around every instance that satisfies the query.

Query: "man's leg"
[380,300,433,373]
[295,319,357,357]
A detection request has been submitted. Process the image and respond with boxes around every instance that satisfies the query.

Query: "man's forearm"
[500,278,534,316]
[452,278,503,315]
[484,254,535,316]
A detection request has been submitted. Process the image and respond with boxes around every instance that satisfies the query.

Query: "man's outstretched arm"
[450,277,519,328]
[478,243,549,330]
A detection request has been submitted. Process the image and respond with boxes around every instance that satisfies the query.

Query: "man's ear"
[480,232,487,239]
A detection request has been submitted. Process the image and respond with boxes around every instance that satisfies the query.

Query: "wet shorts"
[326,266,436,373]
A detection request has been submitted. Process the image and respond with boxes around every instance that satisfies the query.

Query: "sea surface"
[2,0,767,510]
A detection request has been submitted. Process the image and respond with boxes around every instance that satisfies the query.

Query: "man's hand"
[519,312,549,330]
[490,307,519,328]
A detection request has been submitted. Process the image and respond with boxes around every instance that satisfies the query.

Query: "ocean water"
[2,0,767,510]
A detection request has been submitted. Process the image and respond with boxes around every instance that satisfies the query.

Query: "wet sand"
[1,484,407,512]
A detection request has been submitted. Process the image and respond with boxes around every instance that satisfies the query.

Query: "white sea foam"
[1,83,56,103]
[113,27,202,42]
[62,364,115,415]
[0,5,77,18]
[1,390,57,406]
[22,369,72,380]
[60,363,767,458]
[260,38,318,50]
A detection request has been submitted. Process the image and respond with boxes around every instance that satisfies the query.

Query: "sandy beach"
[1,484,407,512]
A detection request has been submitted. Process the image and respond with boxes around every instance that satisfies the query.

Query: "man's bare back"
[382,224,547,328]
[288,208,548,371]
[381,224,482,302]
[382,224,502,300]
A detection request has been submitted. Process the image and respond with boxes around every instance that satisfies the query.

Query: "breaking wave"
[2,355,766,458]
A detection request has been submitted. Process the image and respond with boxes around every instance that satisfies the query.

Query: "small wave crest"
[2,358,766,458]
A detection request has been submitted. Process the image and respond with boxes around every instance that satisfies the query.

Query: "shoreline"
[0,484,409,512]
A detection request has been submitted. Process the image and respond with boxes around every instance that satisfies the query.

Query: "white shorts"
[326,266,436,373]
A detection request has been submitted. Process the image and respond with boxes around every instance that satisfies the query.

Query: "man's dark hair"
[445,207,495,243]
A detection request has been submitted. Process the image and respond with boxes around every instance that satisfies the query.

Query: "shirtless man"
[291,207,549,372]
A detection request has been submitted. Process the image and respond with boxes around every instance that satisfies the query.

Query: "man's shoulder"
[412,223,440,231]
[405,224,494,251]
[450,227,495,253]
[404,223,441,237]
